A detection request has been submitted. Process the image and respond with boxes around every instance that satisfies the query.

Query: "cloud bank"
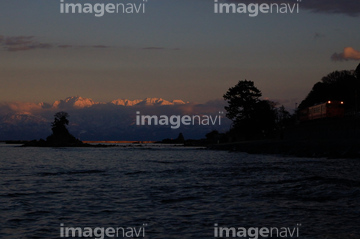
[0,36,51,52]
[0,35,112,52]
[0,34,175,53]
[0,97,230,141]
[331,47,360,62]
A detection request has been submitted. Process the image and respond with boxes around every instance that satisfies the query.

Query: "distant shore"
[3,135,360,159]
[4,140,156,145]
[82,140,156,144]
[2,140,181,148]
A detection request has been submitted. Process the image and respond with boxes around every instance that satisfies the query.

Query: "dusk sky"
[1,0,359,108]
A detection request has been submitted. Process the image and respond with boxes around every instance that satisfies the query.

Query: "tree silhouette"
[176,133,185,143]
[276,105,291,124]
[355,63,360,79]
[51,111,70,136]
[224,80,277,139]
[299,64,360,112]
[276,105,291,139]
[46,111,82,146]
[223,80,262,124]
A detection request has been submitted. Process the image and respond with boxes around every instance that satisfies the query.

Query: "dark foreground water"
[0,144,359,239]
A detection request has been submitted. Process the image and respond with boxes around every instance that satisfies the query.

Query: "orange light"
[327,101,331,104]
[341,101,344,104]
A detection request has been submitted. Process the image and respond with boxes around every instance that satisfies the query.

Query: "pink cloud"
[331,47,360,61]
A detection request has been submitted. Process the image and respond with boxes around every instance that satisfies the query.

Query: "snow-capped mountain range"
[0,97,189,115]
[0,96,229,141]
[53,96,187,109]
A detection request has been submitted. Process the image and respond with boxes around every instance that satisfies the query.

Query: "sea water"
[0,144,359,238]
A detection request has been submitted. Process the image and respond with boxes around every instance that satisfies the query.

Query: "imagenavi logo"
[136,111,224,129]
[60,223,147,238]
[214,0,301,17]
[214,223,301,238]
[60,0,148,17]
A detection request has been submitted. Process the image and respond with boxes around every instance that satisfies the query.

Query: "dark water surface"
[0,144,359,239]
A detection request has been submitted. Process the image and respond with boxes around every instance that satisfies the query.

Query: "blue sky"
[0,0,359,108]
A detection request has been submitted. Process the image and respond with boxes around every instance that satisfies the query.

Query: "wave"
[37,169,106,176]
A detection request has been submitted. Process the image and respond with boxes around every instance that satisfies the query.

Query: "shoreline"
[3,138,360,159]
